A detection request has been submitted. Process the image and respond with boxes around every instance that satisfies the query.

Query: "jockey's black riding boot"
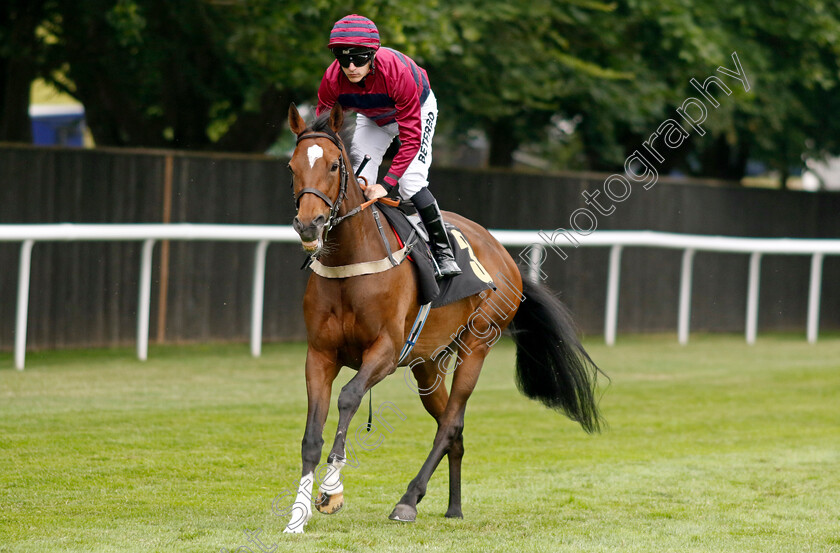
[411,188,462,280]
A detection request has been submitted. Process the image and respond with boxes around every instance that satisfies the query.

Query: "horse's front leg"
[284,348,339,534]
[318,336,396,514]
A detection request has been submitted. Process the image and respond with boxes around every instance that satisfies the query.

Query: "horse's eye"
[330,161,339,172]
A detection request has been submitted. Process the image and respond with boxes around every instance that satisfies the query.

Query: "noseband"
[294,131,349,240]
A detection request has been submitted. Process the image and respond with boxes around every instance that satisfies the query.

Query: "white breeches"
[350,91,438,200]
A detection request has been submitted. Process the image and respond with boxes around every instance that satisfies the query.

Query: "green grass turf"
[1,335,839,552]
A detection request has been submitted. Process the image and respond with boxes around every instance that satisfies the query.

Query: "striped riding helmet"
[327,14,381,51]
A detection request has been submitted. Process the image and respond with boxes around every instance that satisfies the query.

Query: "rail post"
[137,239,156,361]
[605,245,623,346]
[746,252,762,345]
[678,248,695,345]
[251,240,270,357]
[14,240,35,370]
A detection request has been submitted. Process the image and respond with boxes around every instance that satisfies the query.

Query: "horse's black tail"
[509,271,605,434]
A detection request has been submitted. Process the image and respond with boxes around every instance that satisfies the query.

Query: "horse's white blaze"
[320,458,345,495]
[283,471,314,533]
[307,145,323,168]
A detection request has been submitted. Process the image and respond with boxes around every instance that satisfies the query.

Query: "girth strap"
[371,205,397,266]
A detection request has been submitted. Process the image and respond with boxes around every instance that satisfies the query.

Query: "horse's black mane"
[307,111,354,149]
[308,112,337,136]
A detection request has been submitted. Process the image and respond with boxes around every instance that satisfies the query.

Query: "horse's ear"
[288,103,306,135]
[329,104,344,133]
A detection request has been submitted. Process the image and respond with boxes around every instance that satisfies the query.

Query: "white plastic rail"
[493,230,840,347]
[2,224,296,370]
[2,225,839,369]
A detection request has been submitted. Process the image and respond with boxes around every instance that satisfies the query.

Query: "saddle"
[376,203,496,307]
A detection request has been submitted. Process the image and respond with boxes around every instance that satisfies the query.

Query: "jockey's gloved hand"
[363,183,389,201]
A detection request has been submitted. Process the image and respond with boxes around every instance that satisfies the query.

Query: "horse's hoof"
[388,503,417,522]
[315,491,344,515]
[444,508,463,519]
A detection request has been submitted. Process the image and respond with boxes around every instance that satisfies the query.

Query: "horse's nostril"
[292,216,304,232]
[313,214,327,227]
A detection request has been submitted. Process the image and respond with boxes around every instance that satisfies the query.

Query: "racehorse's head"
[288,103,346,254]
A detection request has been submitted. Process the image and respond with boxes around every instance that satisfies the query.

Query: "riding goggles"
[333,49,374,68]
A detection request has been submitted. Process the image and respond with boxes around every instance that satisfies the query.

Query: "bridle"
[293,131,350,241]
[292,130,397,242]
[292,128,418,277]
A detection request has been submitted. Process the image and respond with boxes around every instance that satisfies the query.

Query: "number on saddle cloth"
[376,204,495,308]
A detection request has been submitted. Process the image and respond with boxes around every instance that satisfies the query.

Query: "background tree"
[40,0,301,150]
[424,0,631,167]
[27,0,449,150]
[3,0,840,187]
[557,0,840,185]
[0,0,50,142]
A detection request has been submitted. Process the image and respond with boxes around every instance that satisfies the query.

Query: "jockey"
[316,14,461,280]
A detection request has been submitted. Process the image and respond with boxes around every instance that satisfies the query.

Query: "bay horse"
[283,103,603,533]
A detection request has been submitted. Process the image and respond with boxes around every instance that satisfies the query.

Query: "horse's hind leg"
[390,343,489,522]
[409,359,464,519]
[445,426,465,519]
